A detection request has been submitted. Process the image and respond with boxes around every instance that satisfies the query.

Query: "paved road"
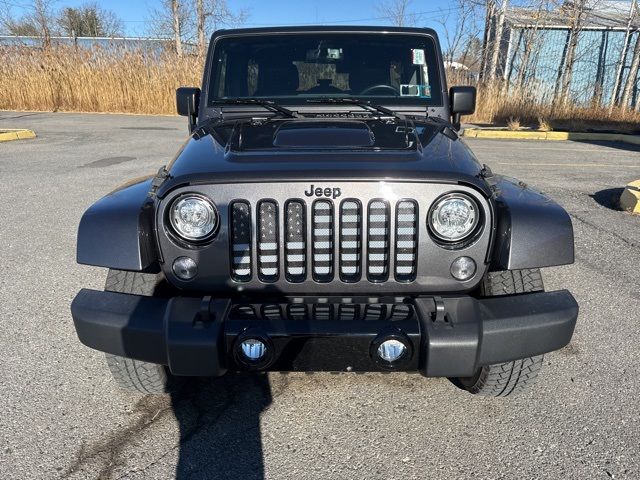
[1,112,639,480]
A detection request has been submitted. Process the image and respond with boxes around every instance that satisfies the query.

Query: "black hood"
[160,118,488,197]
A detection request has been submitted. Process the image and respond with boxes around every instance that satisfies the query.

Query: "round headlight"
[169,194,218,241]
[429,193,479,242]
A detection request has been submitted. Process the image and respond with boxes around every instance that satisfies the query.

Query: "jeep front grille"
[229,197,418,284]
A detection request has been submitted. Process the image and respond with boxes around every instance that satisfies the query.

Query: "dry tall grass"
[1,45,639,131]
[0,45,201,114]
[464,80,640,133]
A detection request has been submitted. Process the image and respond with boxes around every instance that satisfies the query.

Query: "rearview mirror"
[449,86,476,130]
[176,87,201,133]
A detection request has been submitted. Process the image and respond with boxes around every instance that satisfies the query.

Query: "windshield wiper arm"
[305,97,405,121]
[213,98,299,118]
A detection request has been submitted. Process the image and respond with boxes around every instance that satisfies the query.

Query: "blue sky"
[13,0,458,41]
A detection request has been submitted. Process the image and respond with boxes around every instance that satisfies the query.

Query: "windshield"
[209,33,442,107]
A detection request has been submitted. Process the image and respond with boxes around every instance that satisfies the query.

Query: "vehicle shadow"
[170,373,272,480]
[590,187,624,211]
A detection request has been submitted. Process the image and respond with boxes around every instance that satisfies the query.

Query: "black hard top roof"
[210,25,439,39]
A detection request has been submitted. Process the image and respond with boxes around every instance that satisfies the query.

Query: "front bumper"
[70,289,578,377]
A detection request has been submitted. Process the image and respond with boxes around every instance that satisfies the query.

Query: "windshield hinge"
[149,166,170,196]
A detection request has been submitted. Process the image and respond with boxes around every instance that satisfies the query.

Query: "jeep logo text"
[304,185,342,199]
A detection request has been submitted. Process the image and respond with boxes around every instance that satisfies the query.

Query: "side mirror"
[449,86,476,130]
[176,87,201,133]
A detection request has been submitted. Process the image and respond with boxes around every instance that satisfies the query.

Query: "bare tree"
[2,0,58,46]
[621,31,640,112]
[195,0,248,55]
[553,0,590,106]
[610,0,638,110]
[486,0,508,80]
[172,0,183,56]
[33,0,56,47]
[57,2,123,38]
[149,0,189,55]
[437,0,479,66]
[513,1,549,90]
[377,0,417,27]
[479,0,496,79]
[196,0,206,55]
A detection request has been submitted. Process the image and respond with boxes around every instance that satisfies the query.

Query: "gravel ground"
[0,111,639,480]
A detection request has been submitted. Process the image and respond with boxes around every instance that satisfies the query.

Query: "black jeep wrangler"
[71,26,578,397]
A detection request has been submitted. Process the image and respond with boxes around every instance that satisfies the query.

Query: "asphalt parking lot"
[1,111,639,480]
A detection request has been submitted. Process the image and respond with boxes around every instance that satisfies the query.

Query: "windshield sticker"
[412,48,425,65]
[400,84,432,98]
[400,84,420,96]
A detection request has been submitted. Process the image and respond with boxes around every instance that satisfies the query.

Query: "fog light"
[240,339,267,361]
[172,256,197,280]
[450,256,476,281]
[377,339,407,362]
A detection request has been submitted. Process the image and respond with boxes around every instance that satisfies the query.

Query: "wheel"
[103,269,184,394]
[451,268,545,397]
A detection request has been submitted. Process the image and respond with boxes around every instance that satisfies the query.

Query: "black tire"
[104,269,169,297]
[103,269,183,394]
[451,268,545,397]
[480,268,544,296]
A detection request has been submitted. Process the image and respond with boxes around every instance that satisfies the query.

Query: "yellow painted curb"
[0,129,36,142]
[463,128,640,145]
[620,180,640,214]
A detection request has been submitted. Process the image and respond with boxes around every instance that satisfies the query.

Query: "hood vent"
[273,120,374,148]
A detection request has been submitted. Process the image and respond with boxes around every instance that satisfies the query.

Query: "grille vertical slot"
[364,304,387,321]
[285,200,306,282]
[262,304,282,321]
[287,304,308,320]
[395,200,418,281]
[230,201,252,282]
[367,200,390,282]
[257,200,279,282]
[338,304,359,321]
[312,200,334,282]
[339,199,362,282]
[313,304,333,320]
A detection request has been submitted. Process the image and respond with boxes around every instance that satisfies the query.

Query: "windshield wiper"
[305,97,405,121]
[213,98,299,118]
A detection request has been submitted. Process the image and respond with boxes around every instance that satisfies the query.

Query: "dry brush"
[0,45,638,131]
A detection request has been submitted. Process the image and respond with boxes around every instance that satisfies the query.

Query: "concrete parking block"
[620,180,640,214]
[0,128,36,142]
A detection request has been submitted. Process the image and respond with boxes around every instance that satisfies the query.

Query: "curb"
[0,129,37,142]
[463,128,640,145]
[620,180,640,214]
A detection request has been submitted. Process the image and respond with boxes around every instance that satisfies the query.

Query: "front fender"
[491,176,574,270]
[77,177,159,272]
